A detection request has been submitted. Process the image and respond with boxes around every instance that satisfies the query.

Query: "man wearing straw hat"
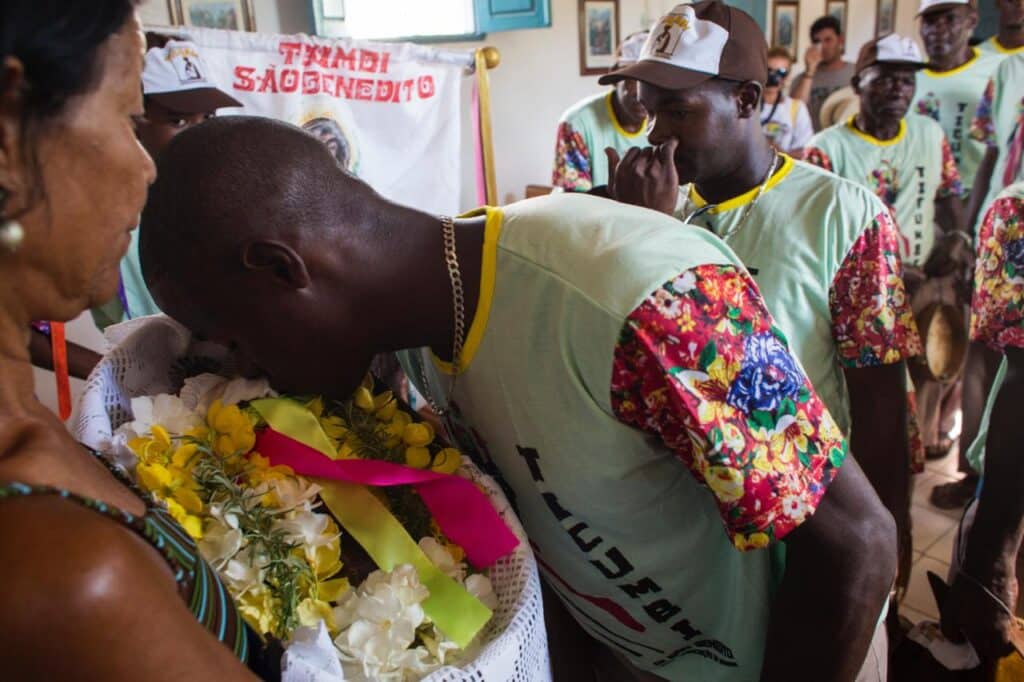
[600,0,921,629]
[552,31,649,192]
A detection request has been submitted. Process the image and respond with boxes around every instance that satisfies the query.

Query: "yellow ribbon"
[475,47,498,206]
[250,398,492,648]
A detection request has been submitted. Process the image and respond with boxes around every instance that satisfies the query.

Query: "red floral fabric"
[970,193,1024,351]
[938,137,965,199]
[804,147,833,172]
[552,121,593,192]
[611,264,849,551]
[830,211,923,368]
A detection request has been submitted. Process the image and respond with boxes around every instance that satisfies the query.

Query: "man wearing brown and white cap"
[90,34,242,331]
[601,0,920,664]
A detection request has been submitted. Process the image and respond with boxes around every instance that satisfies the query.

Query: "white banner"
[166,26,468,216]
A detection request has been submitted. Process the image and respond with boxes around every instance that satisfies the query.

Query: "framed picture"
[578,0,620,76]
[772,2,800,56]
[876,0,897,36]
[826,0,847,33]
[169,0,256,32]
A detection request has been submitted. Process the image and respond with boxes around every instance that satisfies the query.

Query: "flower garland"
[112,374,496,681]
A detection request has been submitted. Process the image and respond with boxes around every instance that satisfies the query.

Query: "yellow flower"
[430,448,461,474]
[705,466,745,503]
[353,387,375,411]
[136,461,173,493]
[374,397,398,421]
[317,576,351,603]
[237,587,279,636]
[402,422,434,448]
[319,414,348,441]
[171,443,199,470]
[734,532,770,551]
[165,497,203,539]
[207,400,256,456]
[405,446,432,469]
[305,396,325,418]
[297,597,337,631]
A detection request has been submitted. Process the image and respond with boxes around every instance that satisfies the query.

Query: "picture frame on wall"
[772,2,800,55]
[876,0,897,36]
[826,0,847,33]
[578,0,620,76]
[169,0,257,32]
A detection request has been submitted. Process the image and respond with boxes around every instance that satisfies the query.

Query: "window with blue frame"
[312,0,551,42]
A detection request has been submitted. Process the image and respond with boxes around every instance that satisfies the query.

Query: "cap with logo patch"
[143,40,242,113]
[598,1,767,90]
[854,33,927,75]
[917,0,976,17]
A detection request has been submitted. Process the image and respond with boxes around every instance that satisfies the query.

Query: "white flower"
[263,476,322,512]
[180,373,273,412]
[274,509,339,549]
[671,270,697,295]
[418,537,465,581]
[118,393,202,439]
[333,564,434,681]
[465,573,498,611]
[198,517,244,570]
[223,546,268,595]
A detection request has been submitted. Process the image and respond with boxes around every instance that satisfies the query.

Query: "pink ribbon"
[255,427,519,569]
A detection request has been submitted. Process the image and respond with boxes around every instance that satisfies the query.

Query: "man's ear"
[0,57,27,208]
[241,240,311,290]
[735,81,763,119]
[966,9,979,32]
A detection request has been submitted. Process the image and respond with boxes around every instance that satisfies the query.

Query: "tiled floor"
[902,445,969,622]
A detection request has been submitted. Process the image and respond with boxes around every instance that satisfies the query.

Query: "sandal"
[929,476,977,510]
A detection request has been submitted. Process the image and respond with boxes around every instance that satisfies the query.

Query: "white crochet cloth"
[71,315,550,682]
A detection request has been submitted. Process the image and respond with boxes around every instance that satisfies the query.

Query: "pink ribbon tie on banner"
[255,427,519,569]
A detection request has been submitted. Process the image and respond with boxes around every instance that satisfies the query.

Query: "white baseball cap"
[143,40,241,113]
[600,1,767,90]
[614,31,650,65]
[917,0,975,16]
[855,33,928,75]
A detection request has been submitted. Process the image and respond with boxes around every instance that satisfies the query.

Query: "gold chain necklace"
[683,152,780,242]
[417,215,465,416]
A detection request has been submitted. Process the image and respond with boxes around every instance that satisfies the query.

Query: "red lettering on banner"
[233,65,256,91]
[375,80,398,101]
[380,52,390,73]
[336,76,354,99]
[355,78,374,100]
[402,79,416,100]
[257,67,278,93]
[278,41,302,65]
[303,44,331,68]
[330,47,358,71]
[279,68,299,93]
[302,71,321,95]
[359,50,380,73]
[417,75,435,99]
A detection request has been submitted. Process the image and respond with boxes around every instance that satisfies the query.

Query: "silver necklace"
[417,215,466,416]
[683,152,780,243]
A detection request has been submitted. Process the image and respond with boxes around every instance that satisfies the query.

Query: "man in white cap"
[552,31,649,191]
[601,1,918,643]
[977,0,1024,57]
[90,33,241,330]
[805,36,974,507]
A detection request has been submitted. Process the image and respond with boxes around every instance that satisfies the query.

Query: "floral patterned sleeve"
[938,137,964,199]
[970,195,1024,350]
[970,79,997,147]
[552,121,593,192]
[803,147,833,172]
[611,264,849,551]
[830,212,922,368]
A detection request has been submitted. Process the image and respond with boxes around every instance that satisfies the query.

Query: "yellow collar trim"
[605,91,647,139]
[690,154,795,212]
[845,116,907,146]
[431,206,502,375]
[991,37,1024,55]
[924,47,981,77]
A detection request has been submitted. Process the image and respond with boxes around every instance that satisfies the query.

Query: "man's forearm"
[791,73,813,104]
[761,461,895,681]
[964,349,1024,579]
[967,147,998,233]
[28,328,101,380]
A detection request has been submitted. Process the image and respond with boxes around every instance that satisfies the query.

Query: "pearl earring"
[0,187,22,253]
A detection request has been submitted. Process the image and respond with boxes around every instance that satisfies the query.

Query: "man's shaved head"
[140,115,375,293]
[139,115,394,396]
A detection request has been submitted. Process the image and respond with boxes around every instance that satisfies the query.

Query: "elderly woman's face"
[15,14,155,315]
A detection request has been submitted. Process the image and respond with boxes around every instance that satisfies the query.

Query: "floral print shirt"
[970,188,1024,351]
[830,213,923,367]
[552,121,593,191]
[612,264,849,550]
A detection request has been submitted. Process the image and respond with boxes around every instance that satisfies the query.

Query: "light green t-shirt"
[806,114,958,267]
[977,36,1024,58]
[912,48,1004,192]
[676,157,896,434]
[552,91,647,191]
[971,55,1024,227]
[90,227,162,330]
[400,193,818,680]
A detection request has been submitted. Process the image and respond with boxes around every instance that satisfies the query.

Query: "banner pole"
[473,47,500,206]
